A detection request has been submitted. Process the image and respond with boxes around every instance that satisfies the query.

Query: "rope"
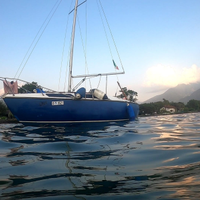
[64,0,92,92]
[14,0,61,79]
[15,0,62,79]
[98,0,125,73]
[64,25,73,92]
[84,1,90,90]
[63,45,72,92]
[58,0,74,91]
[96,0,113,60]
[96,0,121,88]
[77,15,92,89]
[97,75,102,89]
[85,2,92,90]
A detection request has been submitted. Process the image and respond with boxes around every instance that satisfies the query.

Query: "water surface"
[1,113,200,199]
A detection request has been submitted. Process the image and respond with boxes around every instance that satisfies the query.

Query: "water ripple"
[1,113,200,199]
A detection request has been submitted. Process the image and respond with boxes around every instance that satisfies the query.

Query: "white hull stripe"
[19,119,128,124]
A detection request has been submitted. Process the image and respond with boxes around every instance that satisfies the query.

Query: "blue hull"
[3,97,139,126]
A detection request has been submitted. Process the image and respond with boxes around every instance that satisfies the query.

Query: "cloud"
[181,65,200,83]
[144,64,200,87]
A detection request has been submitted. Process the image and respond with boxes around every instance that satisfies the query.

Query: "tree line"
[0,101,8,118]
[139,99,200,115]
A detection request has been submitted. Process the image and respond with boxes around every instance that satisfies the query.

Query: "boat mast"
[68,0,79,92]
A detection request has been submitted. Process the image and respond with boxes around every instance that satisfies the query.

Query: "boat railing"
[0,77,117,100]
[0,77,57,96]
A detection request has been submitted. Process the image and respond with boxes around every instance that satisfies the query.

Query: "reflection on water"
[1,113,200,199]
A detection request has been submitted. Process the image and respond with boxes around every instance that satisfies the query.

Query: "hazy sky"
[1,0,200,102]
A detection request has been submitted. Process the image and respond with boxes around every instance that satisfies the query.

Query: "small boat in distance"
[1,0,139,126]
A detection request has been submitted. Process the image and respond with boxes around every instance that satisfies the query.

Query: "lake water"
[1,113,200,200]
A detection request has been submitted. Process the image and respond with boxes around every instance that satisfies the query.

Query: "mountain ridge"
[144,82,200,104]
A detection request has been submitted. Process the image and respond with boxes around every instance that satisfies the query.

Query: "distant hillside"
[180,88,200,104]
[145,82,200,103]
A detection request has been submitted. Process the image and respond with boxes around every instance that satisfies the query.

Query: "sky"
[1,0,200,102]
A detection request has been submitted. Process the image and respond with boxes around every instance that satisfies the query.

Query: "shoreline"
[0,111,198,124]
[0,118,18,124]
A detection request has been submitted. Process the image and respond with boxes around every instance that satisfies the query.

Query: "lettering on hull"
[52,101,64,106]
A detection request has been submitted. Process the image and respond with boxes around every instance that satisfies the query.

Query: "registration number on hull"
[52,101,64,106]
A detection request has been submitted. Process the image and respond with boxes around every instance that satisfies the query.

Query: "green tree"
[0,101,8,116]
[18,82,39,93]
[163,98,170,105]
[153,101,165,114]
[139,103,156,115]
[118,87,138,102]
[186,99,200,111]
[170,102,185,112]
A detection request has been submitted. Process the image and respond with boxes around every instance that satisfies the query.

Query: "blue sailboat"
[1,0,139,126]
